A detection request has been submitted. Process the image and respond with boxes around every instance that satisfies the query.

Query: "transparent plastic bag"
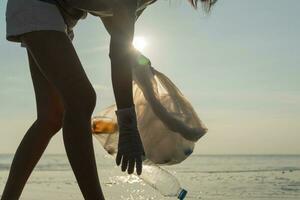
[92,53,207,165]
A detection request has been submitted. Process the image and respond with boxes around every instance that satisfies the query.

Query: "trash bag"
[92,52,207,165]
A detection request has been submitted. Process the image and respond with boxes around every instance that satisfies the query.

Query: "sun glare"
[133,36,147,51]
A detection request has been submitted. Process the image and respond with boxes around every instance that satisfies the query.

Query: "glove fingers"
[116,153,122,166]
[128,158,135,174]
[136,156,142,175]
[121,156,129,172]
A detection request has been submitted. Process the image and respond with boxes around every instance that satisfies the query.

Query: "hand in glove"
[115,106,145,175]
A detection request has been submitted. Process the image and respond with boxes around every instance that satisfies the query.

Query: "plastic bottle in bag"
[92,116,119,155]
[92,116,118,134]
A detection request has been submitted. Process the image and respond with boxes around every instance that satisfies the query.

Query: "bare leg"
[1,52,64,200]
[1,30,105,200]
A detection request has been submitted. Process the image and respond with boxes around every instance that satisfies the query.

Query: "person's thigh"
[21,31,95,109]
[27,50,64,126]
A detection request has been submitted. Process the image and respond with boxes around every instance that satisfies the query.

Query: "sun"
[133,36,147,51]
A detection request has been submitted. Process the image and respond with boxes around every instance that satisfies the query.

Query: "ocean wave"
[1,154,299,173]
[0,164,10,171]
[178,168,300,174]
[0,163,72,171]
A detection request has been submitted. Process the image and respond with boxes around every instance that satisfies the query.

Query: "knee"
[80,85,97,116]
[36,108,64,137]
[83,87,97,115]
[65,82,97,117]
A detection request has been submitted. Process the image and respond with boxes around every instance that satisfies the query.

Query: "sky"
[0,0,299,155]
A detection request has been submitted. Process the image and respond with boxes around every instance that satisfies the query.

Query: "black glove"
[115,106,145,175]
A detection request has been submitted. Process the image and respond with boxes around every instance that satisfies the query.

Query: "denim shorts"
[6,0,78,46]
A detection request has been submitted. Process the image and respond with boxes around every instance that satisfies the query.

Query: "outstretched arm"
[107,0,140,110]
[102,3,147,113]
[108,0,145,176]
[100,8,146,35]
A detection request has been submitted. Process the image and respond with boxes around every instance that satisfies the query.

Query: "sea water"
[0,154,299,200]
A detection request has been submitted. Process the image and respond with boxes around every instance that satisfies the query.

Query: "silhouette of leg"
[1,30,105,200]
[1,51,64,199]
